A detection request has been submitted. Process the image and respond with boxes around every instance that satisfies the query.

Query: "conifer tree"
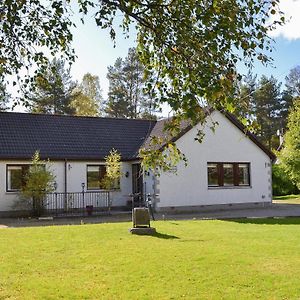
[106,48,157,119]
[253,75,283,150]
[28,58,77,115]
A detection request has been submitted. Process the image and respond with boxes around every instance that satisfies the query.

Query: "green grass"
[273,194,300,204]
[1,219,300,299]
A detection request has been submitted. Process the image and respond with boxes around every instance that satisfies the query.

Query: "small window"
[87,165,106,190]
[223,164,234,186]
[207,162,250,188]
[238,163,250,186]
[207,163,219,187]
[6,165,30,192]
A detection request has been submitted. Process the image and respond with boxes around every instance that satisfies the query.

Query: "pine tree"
[106,58,128,118]
[253,75,283,150]
[28,58,77,115]
[106,48,156,119]
[279,90,294,129]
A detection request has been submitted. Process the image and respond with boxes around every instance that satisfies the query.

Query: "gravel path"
[1,203,300,228]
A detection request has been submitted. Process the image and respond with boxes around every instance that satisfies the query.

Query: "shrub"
[15,151,55,217]
[272,164,299,196]
[100,149,122,190]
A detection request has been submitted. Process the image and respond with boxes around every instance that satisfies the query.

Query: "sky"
[70,11,136,100]
[10,1,300,113]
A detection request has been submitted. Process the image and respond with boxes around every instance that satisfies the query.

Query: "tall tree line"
[25,48,158,119]
[1,51,298,145]
[28,59,103,117]
[234,68,298,150]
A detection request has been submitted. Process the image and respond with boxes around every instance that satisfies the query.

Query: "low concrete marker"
[129,207,156,235]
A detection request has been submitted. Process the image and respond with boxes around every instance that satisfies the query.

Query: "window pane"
[208,164,219,186]
[238,164,249,186]
[87,166,99,172]
[7,166,23,191]
[87,165,107,190]
[223,164,234,186]
[87,166,100,189]
[99,166,107,189]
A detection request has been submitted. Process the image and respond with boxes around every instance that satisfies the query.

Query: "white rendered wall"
[156,111,272,209]
[0,160,132,212]
[65,161,132,206]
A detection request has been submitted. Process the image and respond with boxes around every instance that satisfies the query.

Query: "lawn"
[1,219,300,299]
[273,194,300,204]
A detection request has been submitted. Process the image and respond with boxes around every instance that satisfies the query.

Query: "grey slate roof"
[0,112,156,160]
[0,110,275,161]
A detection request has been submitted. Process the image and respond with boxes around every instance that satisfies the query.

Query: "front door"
[132,163,143,207]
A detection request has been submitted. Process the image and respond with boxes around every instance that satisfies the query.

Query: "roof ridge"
[0,111,158,123]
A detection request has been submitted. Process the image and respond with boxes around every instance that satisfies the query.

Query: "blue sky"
[70,0,300,102]
[70,13,136,99]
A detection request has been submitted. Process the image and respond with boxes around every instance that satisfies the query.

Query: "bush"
[15,151,55,217]
[272,164,299,196]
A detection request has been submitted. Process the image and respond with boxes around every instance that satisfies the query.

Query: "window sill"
[5,191,20,194]
[208,186,252,190]
[86,189,121,192]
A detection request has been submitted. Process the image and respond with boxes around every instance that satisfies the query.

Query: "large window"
[207,162,250,187]
[87,165,106,190]
[6,165,30,192]
[87,165,120,190]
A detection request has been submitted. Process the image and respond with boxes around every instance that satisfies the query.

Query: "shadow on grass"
[223,217,300,225]
[151,232,180,239]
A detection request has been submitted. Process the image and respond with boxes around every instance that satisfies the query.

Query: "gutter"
[64,159,67,194]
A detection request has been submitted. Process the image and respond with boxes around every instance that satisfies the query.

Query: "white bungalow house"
[0,110,275,216]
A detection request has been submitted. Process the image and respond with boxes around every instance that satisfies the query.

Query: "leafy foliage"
[70,73,103,117]
[0,0,285,170]
[20,151,55,217]
[140,135,187,175]
[0,1,75,89]
[101,149,122,190]
[1,1,284,119]
[0,79,9,111]
[272,164,299,196]
[279,100,300,189]
[232,72,257,120]
[28,58,77,114]
[132,0,283,119]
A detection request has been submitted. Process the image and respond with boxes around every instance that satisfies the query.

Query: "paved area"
[160,203,300,220]
[1,203,300,228]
